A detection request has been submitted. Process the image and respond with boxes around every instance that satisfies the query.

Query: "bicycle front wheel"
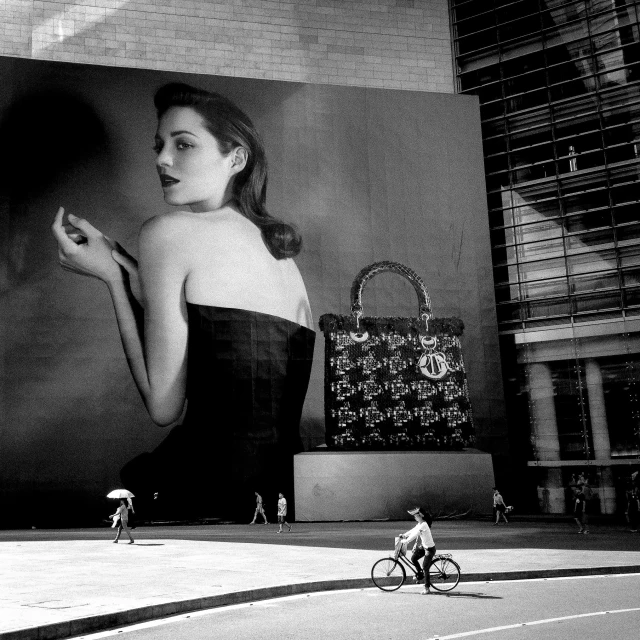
[371,557,406,591]
[429,557,461,592]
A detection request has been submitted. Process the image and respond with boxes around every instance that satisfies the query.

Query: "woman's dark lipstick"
[160,174,180,187]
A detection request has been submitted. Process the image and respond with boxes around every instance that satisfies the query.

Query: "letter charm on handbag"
[418,336,449,380]
[319,261,475,450]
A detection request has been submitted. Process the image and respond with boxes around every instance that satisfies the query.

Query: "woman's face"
[154,106,239,213]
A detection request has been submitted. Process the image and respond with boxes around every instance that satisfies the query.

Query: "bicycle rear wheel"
[429,557,461,592]
[371,557,406,591]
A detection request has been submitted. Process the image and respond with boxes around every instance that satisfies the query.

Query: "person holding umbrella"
[110,499,134,544]
[108,489,135,544]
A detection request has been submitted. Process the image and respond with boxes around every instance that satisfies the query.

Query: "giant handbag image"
[318,261,475,450]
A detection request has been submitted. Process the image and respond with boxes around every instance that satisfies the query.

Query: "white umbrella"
[107,489,135,499]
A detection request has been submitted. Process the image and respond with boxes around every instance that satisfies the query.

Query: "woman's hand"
[52,207,123,285]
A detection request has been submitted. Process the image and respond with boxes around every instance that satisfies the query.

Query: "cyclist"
[399,506,436,594]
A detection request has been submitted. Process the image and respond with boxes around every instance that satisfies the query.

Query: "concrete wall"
[294,450,496,520]
[0,0,454,92]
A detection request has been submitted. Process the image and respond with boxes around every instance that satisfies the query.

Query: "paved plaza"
[2,519,640,639]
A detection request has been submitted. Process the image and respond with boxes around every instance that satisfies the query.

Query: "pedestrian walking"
[626,484,639,533]
[250,492,269,525]
[277,493,291,533]
[399,507,436,595]
[572,485,589,534]
[581,477,595,531]
[493,488,509,525]
[110,499,135,544]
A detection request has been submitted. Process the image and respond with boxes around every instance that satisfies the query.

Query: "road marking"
[427,607,640,639]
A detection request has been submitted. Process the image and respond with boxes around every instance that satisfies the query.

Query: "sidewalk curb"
[3,566,640,640]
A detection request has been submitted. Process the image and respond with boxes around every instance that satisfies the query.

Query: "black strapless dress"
[121,304,315,521]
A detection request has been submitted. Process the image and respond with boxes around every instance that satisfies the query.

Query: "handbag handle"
[350,261,432,330]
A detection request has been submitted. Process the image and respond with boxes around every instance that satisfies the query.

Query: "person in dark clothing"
[626,485,639,533]
[572,486,588,534]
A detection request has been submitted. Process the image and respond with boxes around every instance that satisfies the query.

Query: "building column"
[528,362,564,513]
[584,358,616,514]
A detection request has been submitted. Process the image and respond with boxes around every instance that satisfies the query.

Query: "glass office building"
[451,0,640,514]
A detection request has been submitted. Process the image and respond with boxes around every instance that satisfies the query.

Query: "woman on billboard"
[51,83,315,520]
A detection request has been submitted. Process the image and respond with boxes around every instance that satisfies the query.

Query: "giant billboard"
[0,56,505,526]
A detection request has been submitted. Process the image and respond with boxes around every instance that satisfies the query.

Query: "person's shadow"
[400,590,502,599]
[431,591,502,600]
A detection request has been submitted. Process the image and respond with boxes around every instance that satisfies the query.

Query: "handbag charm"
[319,261,475,450]
[418,336,449,380]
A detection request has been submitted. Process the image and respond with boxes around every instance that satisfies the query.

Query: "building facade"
[3,2,510,525]
[3,0,637,516]
[0,1,455,92]
[451,0,640,514]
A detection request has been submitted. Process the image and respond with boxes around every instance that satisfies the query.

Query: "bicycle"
[371,538,461,592]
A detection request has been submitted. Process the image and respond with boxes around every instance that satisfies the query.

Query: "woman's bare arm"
[52,207,189,426]
[136,214,190,425]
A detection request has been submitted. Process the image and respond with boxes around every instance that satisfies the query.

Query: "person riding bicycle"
[399,506,436,595]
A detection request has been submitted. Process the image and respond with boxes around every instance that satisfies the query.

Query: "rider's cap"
[407,507,423,516]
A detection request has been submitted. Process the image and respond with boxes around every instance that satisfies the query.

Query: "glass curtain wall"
[451,0,640,514]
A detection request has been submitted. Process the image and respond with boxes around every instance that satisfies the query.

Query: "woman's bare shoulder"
[140,211,195,237]
[140,212,216,256]
[142,210,259,244]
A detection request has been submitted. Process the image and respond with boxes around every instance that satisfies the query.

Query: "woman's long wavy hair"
[154,82,301,259]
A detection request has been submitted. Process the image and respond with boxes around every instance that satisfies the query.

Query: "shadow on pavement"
[439,591,503,599]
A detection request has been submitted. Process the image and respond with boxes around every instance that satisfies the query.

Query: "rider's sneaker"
[421,588,431,595]
[413,574,424,583]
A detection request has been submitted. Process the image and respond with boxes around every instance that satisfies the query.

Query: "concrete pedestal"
[294,449,495,521]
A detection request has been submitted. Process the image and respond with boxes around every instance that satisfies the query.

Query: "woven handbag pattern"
[319,261,475,450]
